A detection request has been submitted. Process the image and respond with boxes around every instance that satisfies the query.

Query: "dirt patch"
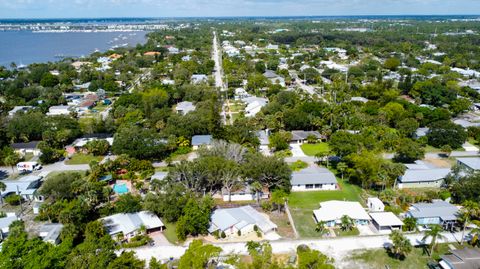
[424,158,451,168]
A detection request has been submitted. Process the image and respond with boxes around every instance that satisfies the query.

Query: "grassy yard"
[288,179,363,238]
[300,143,330,156]
[348,243,460,269]
[65,154,103,165]
[163,222,179,245]
[334,227,359,236]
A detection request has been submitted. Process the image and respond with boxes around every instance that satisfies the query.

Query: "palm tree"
[340,215,354,231]
[4,152,20,174]
[315,221,328,236]
[469,220,480,246]
[422,224,446,256]
[402,217,417,232]
[250,181,263,205]
[337,162,348,180]
[459,200,479,245]
[0,181,5,206]
[389,230,413,259]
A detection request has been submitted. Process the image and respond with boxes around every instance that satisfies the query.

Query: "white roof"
[369,212,403,227]
[367,197,384,208]
[209,205,277,233]
[313,201,371,222]
[101,211,164,235]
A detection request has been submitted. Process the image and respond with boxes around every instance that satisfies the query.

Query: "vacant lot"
[288,179,362,238]
[300,143,330,156]
[65,154,103,165]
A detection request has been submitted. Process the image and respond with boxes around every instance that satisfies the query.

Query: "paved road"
[0,161,90,179]
[129,231,463,266]
[383,151,479,160]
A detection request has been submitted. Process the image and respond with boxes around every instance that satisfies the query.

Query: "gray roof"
[101,211,164,236]
[263,70,279,79]
[256,130,269,145]
[209,205,277,233]
[457,158,480,171]
[176,101,196,114]
[408,200,459,221]
[441,248,480,269]
[151,172,167,181]
[292,166,337,185]
[399,168,451,183]
[39,223,64,243]
[415,127,430,138]
[11,141,40,150]
[1,175,42,198]
[0,216,18,230]
[191,135,213,146]
[291,130,323,141]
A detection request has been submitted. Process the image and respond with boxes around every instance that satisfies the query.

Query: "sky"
[0,0,479,19]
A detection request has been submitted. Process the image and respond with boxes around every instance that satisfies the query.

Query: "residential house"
[151,172,167,181]
[0,214,19,240]
[457,157,480,173]
[414,127,430,139]
[397,162,451,189]
[208,206,277,238]
[101,211,165,241]
[234,88,250,100]
[263,70,285,87]
[65,135,114,155]
[1,175,43,201]
[8,106,33,117]
[367,197,385,212]
[221,184,269,202]
[256,130,270,155]
[191,135,213,150]
[265,44,279,50]
[11,141,41,156]
[290,130,324,144]
[175,101,196,115]
[350,97,369,103]
[313,201,371,227]
[144,51,161,57]
[291,166,338,191]
[369,212,403,232]
[191,74,208,84]
[243,97,268,117]
[166,46,179,54]
[39,223,64,245]
[46,105,72,116]
[406,200,459,230]
[439,248,480,269]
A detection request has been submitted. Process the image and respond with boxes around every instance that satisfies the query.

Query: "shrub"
[261,201,273,212]
[237,230,241,236]
[5,195,21,206]
[212,230,220,239]
[0,211,6,218]
[256,230,262,238]
[221,231,226,239]
[253,225,259,232]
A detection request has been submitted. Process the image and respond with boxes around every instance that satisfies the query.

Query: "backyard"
[300,143,330,156]
[347,243,460,269]
[287,178,363,238]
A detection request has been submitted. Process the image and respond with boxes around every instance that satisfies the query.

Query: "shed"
[367,197,385,212]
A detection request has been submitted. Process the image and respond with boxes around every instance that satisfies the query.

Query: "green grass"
[290,160,308,171]
[349,243,460,269]
[300,143,330,156]
[163,222,179,245]
[288,178,363,238]
[22,153,34,162]
[65,154,103,165]
[334,227,359,236]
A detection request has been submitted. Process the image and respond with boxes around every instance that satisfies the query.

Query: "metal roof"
[313,201,371,222]
[290,130,323,141]
[101,211,164,236]
[408,200,459,221]
[441,248,480,269]
[39,223,64,243]
[209,205,277,233]
[457,157,480,171]
[369,212,403,227]
[0,216,18,230]
[291,166,337,185]
[400,168,451,183]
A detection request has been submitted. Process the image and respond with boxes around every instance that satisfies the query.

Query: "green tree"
[384,57,401,71]
[340,215,354,231]
[178,240,221,269]
[394,139,425,163]
[242,153,291,192]
[297,244,335,269]
[402,217,417,232]
[459,200,479,245]
[268,131,292,152]
[85,139,110,156]
[389,230,412,259]
[315,221,329,236]
[176,196,213,241]
[107,251,145,269]
[427,121,466,149]
[114,193,142,213]
[422,224,446,256]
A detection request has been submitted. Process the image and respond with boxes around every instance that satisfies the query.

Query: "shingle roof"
[209,205,277,233]
[408,200,459,221]
[291,166,337,185]
[290,130,323,141]
[39,223,64,243]
[11,141,40,150]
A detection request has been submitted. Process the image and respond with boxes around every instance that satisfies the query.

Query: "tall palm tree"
[337,162,348,180]
[422,224,446,256]
[315,221,328,236]
[250,181,263,205]
[340,215,354,231]
[459,200,479,245]
[389,230,412,259]
[469,220,480,246]
[0,181,5,205]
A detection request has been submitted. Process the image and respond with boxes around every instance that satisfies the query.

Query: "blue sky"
[0,0,479,19]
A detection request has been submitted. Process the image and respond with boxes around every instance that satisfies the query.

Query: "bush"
[5,195,21,206]
[261,201,273,212]
[122,234,150,248]
[221,231,226,239]
[212,230,220,239]
[256,230,262,238]
[253,225,259,232]
[237,230,241,236]
[0,211,6,218]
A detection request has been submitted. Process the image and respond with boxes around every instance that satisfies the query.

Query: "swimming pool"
[113,183,129,194]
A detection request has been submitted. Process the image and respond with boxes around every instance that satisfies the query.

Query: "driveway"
[290,144,306,158]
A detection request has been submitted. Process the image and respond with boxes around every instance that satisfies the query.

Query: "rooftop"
[441,248,480,269]
[191,135,213,146]
[101,211,164,236]
[457,157,480,171]
[313,200,371,222]
[408,200,459,221]
[291,166,337,185]
[39,223,64,243]
[400,167,451,183]
[209,205,277,233]
[369,212,403,227]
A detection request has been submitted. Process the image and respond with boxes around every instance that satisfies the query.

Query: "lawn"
[300,143,330,156]
[334,227,359,236]
[65,154,103,165]
[348,243,459,269]
[288,178,363,238]
[163,222,179,245]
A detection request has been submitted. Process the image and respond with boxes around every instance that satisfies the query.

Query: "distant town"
[0,15,480,269]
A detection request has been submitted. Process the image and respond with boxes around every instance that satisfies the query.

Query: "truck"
[16,162,42,173]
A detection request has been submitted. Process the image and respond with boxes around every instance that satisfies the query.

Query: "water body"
[0,31,148,67]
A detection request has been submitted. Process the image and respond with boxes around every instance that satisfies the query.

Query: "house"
[397,162,451,189]
[414,127,430,139]
[191,135,213,150]
[265,44,279,50]
[256,130,270,155]
[243,97,268,117]
[175,101,196,115]
[263,70,285,87]
[457,157,480,173]
[191,74,208,84]
[369,212,403,232]
[1,175,43,201]
[166,46,179,54]
[291,166,338,191]
[11,141,41,156]
[65,136,114,155]
[290,130,324,144]
[350,97,369,103]
[221,184,269,202]
[439,248,480,269]
[39,223,64,245]
[101,211,165,241]
[313,201,371,227]
[0,215,19,240]
[406,200,459,230]
[8,106,33,117]
[46,105,72,116]
[151,172,167,181]
[234,88,250,100]
[367,197,385,212]
[208,206,277,237]
[144,51,161,57]
[162,79,175,85]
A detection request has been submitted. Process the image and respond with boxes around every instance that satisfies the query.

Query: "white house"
[457,157,480,173]
[0,214,19,240]
[101,211,165,241]
[313,201,371,227]
[291,166,338,191]
[191,135,213,150]
[46,105,72,116]
[11,141,41,157]
[367,197,385,212]
[8,106,33,117]
[175,101,196,115]
[243,97,268,117]
[208,206,277,238]
[369,212,403,232]
[290,130,324,144]
[191,74,208,84]
[1,175,43,201]
[39,223,64,245]
[222,184,269,202]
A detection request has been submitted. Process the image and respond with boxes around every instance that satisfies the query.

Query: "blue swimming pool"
[113,183,129,194]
